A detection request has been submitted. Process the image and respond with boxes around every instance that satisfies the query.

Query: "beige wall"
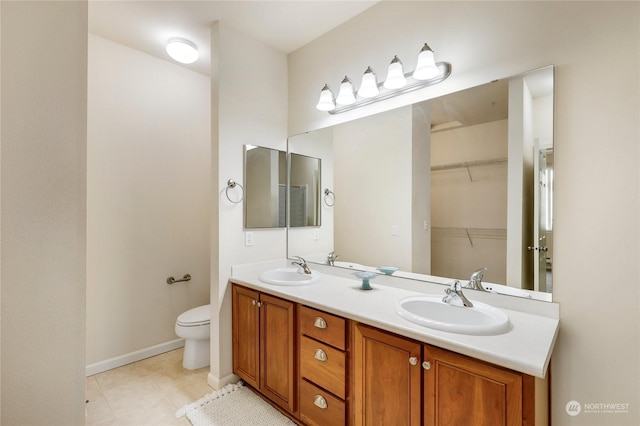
[1,1,87,423]
[431,119,508,284]
[210,21,289,388]
[288,2,639,424]
[86,35,211,369]
[287,127,335,261]
[333,106,413,270]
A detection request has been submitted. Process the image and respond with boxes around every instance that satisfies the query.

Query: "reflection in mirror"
[244,145,287,229]
[289,153,322,227]
[287,66,554,300]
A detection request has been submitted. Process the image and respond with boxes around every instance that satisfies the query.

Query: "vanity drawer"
[300,336,346,399]
[300,379,345,426]
[299,305,346,350]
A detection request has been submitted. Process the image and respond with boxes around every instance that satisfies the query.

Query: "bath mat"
[176,381,296,426]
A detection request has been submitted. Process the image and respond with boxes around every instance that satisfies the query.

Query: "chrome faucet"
[291,256,312,274]
[327,251,339,266]
[442,280,474,308]
[464,267,488,292]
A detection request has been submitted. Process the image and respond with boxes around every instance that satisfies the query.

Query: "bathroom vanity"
[230,262,558,426]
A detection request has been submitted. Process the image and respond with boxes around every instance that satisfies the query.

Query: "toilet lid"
[177,304,210,326]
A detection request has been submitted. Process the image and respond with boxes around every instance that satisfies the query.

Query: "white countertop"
[230,261,559,379]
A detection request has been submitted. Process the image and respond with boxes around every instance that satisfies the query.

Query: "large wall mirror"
[244,145,287,229]
[287,66,554,301]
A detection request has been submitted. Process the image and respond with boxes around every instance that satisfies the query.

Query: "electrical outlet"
[245,231,254,246]
[391,225,399,236]
[313,229,320,240]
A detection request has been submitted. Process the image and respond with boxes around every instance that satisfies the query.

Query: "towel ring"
[324,189,335,207]
[226,179,244,203]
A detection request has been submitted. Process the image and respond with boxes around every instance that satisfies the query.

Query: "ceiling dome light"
[315,84,336,111]
[383,55,407,89]
[413,43,439,80]
[357,66,379,98]
[336,76,356,105]
[166,37,198,64]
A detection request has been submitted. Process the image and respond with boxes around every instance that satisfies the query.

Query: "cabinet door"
[423,345,524,426]
[260,293,297,414]
[232,285,260,389]
[352,323,422,426]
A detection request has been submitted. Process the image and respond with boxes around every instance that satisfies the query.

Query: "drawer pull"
[422,361,432,370]
[313,395,328,409]
[314,317,327,329]
[409,356,418,366]
[314,349,328,362]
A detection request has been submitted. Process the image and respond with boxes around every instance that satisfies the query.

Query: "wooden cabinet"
[423,345,534,426]
[231,282,541,426]
[298,306,348,426]
[232,284,297,414]
[352,323,422,426]
[352,323,536,426]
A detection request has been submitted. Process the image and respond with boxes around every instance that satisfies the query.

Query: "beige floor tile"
[86,349,212,426]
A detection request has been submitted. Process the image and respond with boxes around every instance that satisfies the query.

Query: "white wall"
[431,119,508,284]
[86,35,211,368]
[333,106,413,270]
[288,2,639,425]
[287,127,335,262]
[210,21,288,388]
[1,1,87,423]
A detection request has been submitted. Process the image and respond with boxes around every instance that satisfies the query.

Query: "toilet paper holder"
[167,274,191,285]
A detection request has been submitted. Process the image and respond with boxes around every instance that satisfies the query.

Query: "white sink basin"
[395,295,510,335]
[259,267,321,286]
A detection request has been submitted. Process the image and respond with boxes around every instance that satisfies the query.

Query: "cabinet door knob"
[314,349,328,362]
[422,361,431,370]
[409,356,418,366]
[313,395,328,409]
[314,317,327,329]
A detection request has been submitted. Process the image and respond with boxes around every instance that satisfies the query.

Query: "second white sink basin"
[259,267,321,286]
[395,295,510,335]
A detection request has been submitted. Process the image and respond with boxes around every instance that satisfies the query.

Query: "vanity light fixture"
[166,37,199,64]
[315,84,336,111]
[413,43,439,80]
[336,76,356,105]
[315,42,451,114]
[357,66,380,98]
[383,55,407,89]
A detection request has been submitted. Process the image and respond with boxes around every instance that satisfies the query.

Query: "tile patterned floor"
[86,348,212,426]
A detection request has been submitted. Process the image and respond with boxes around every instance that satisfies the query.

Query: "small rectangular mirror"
[244,145,287,229]
[289,153,321,227]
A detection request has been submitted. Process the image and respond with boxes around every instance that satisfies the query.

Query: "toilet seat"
[177,304,210,327]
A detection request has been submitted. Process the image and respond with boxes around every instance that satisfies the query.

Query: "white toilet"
[175,304,211,370]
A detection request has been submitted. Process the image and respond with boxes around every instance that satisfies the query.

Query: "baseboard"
[208,372,240,390]
[86,338,185,377]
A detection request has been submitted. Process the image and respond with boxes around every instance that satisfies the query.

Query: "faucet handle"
[450,280,462,291]
[470,267,487,280]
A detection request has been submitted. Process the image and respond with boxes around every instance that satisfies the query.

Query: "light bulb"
[383,55,407,89]
[166,37,198,64]
[413,43,439,80]
[357,66,379,98]
[315,84,336,111]
[336,76,356,105]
